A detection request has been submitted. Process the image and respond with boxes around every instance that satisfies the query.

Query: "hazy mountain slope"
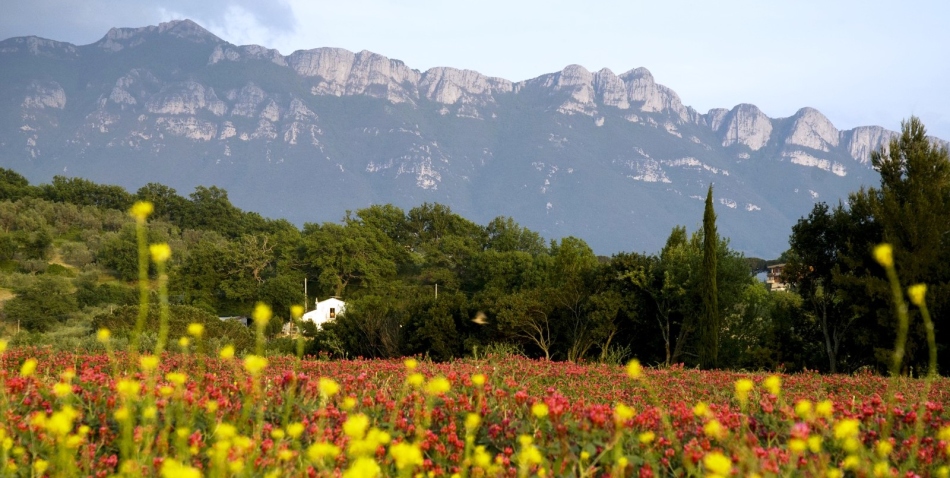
[2,19,945,257]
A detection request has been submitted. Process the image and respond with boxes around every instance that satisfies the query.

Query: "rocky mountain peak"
[96,19,220,52]
[785,107,839,152]
[714,104,773,151]
[0,36,78,57]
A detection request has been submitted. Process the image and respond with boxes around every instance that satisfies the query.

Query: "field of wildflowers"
[1,342,950,477]
[1,202,948,477]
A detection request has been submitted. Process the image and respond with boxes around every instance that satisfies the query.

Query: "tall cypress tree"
[699,184,720,369]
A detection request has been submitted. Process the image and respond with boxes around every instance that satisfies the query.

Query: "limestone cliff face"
[21,81,66,110]
[842,126,895,164]
[713,104,773,151]
[288,48,420,104]
[785,107,839,152]
[620,68,690,123]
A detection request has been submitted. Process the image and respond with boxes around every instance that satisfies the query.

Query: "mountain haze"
[2,19,945,257]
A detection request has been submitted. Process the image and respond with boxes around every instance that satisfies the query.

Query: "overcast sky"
[3,0,949,140]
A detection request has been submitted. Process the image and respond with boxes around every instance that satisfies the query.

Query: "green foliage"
[3,275,77,332]
[91,304,255,353]
[699,185,720,369]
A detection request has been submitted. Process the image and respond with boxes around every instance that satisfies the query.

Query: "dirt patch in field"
[0,288,15,308]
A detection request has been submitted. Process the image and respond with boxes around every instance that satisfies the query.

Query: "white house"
[301,297,346,330]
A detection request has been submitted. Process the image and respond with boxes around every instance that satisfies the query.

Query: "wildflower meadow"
[1,202,949,477]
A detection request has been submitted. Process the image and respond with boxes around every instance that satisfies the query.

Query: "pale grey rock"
[841,126,894,164]
[287,98,317,121]
[208,44,287,66]
[21,81,66,109]
[620,68,690,122]
[0,36,78,57]
[593,68,629,110]
[715,104,772,151]
[785,107,839,152]
[289,48,420,103]
[552,65,597,116]
[418,67,512,105]
[96,20,219,52]
[145,81,226,116]
[706,108,730,131]
[230,83,267,117]
[260,99,280,122]
[783,150,847,176]
[155,116,216,141]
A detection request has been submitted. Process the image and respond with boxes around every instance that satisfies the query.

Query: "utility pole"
[435,283,438,299]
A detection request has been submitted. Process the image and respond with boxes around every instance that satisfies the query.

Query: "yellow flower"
[33,460,49,475]
[165,372,187,386]
[613,402,635,424]
[291,305,304,319]
[703,419,726,439]
[808,435,822,453]
[278,449,295,461]
[763,375,781,395]
[47,405,78,436]
[406,373,424,388]
[114,407,130,422]
[307,442,341,464]
[873,243,893,268]
[149,243,172,263]
[96,329,110,343]
[219,345,235,360]
[816,400,834,418]
[287,423,305,439]
[130,201,153,222]
[343,456,381,478]
[834,419,860,440]
[473,445,493,467]
[142,406,157,420]
[404,358,418,371]
[139,355,160,371]
[20,358,37,377]
[342,397,357,410]
[253,302,272,327]
[789,438,807,454]
[734,378,754,403]
[465,413,481,432]
[0,339,8,354]
[319,377,340,397]
[390,441,424,470]
[874,440,893,458]
[532,402,549,419]
[826,469,844,478]
[343,413,370,440]
[271,428,286,440]
[873,461,890,476]
[187,323,205,338]
[178,336,190,348]
[243,355,268,376]
[908,284,927,307]
[940,426,950,441]
[626,359,642,379]
[215,423,238,440]
[795,400,813,419]
[116,379,141,399]
[205,401,218,413]
[160,459,201,478]
[937,466,950,478]
[703,451,732,476]
[53,382,72,398]
[471,373,486,387]
[425,376,451,396]
[638,431,656,444]
[693,401,710,417]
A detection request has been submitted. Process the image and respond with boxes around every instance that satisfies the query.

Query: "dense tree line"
[784,117,950,374]
[0,117,946,372]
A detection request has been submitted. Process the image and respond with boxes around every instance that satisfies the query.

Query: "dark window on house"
[329,307,336,319]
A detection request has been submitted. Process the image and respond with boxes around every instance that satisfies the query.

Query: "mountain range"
[2,19,946,258]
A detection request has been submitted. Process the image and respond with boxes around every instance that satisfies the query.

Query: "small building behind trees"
[301,297,346,330]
